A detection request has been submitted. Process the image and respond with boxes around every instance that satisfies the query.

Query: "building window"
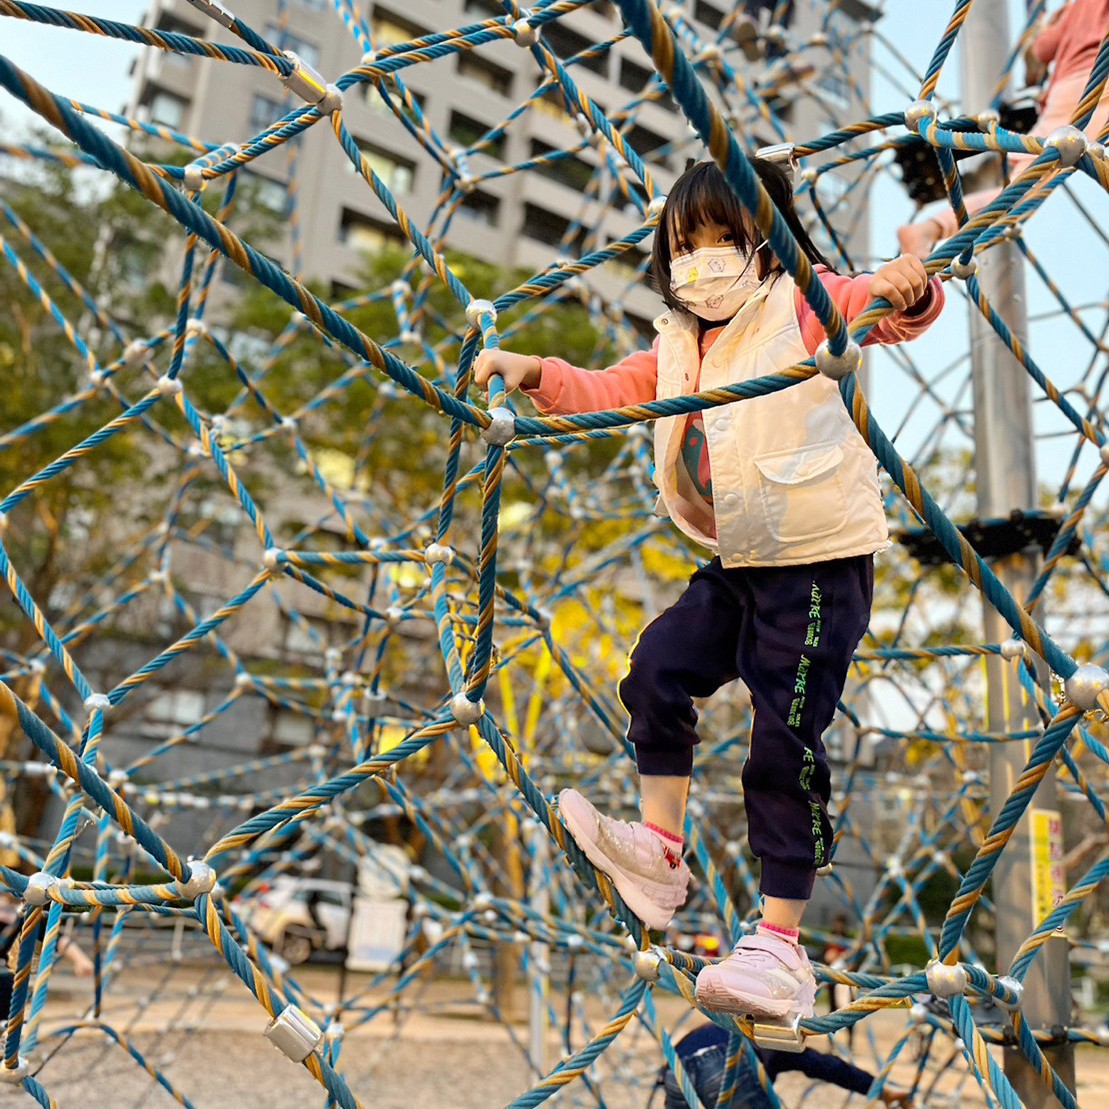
[522,203,574,248]
[339,208,405,253]
[532,86,573,124]
[457,52,513,97]
[365,83,425,116]
[463,0,503,17]
[457,189,500,227]
[148,90,188,129]
[272,709,315,746]
[618,57,653,93]
[350,139,416,193]
[617,57,675,109]
[267,24,320,67]
[250,94,286,132]
[693,0,724,30]
[529,139,593,192]
[543,21,609,76]
[370,9,424,46]
[154,14,202,66]
[608,245,650,283]
[448,111,505,159]
[244,172,289,215]
[814,72,851,109]
[624,123,668,157]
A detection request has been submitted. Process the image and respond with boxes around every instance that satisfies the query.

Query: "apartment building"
[127,0,879,326]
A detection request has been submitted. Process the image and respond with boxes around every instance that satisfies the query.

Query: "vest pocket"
[753,441,847,543]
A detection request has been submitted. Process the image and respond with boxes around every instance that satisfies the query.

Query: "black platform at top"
[896,509,1079,566]
[895,102,1041,204]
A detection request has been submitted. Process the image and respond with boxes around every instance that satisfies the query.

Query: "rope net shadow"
[2,0,1109,1105]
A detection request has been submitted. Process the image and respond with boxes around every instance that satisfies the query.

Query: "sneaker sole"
[695,977,815,1021]
[559,801,676,932]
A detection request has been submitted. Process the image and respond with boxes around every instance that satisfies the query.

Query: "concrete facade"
[127,0,878,321]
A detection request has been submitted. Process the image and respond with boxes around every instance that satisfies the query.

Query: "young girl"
[475,159,943,1022]
[898,0,1109,258]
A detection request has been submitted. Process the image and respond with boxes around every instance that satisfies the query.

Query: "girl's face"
[672,218,735,256]
[670,216,765,279]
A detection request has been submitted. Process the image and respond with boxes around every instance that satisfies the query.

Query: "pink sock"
[644,822,684,865]
[758,921,800,944]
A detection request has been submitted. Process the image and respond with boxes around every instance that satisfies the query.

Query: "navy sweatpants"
[618,555,873,901]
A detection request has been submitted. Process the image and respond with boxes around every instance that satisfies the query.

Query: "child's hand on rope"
[474,349,543,395]
[871,254,930,313]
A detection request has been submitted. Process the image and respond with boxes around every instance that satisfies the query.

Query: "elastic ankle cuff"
[758,860,816,901]
[635,751,695,777]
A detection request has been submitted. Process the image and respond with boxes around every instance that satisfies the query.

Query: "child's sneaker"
[695,930,817,1020]
[557,789,690,931]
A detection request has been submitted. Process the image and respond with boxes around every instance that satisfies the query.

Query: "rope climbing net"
[2,0,1109,1105]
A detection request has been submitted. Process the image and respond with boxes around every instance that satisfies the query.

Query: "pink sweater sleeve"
[796,269,945,356]
[1033,5,1069,64]
[520,339,660,414]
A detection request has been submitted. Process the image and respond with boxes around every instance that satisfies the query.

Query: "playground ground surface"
[8,959,1109,1107]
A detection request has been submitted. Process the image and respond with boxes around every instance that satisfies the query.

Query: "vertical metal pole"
[529,827,550,1075]
[960,3,1075,1103]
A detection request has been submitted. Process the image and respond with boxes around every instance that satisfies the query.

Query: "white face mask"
[669,243,766,321]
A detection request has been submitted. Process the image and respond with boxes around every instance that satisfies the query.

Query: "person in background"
[657,1021,915,1108]
[898,0,1109,259]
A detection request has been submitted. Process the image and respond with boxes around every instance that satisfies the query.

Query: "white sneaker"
[558,789,690,931]
[695,930,817,1020]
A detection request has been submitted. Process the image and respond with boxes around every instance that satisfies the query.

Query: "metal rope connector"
[281,51,343,114]
[264,1005,323,1062]
[185,0,235,30]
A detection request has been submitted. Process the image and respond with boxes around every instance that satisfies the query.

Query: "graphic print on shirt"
[680,414,713,502]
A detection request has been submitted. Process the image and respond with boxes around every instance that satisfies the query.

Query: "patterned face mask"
[669,242,767,321]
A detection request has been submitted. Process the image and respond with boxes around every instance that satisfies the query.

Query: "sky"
[1,0,1104,499]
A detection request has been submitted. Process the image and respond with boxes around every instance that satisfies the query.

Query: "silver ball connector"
[926,958,968,999]
[1045,125,1088,169]
[632,947,664,982]
[450,692,485,725]
[465,299,497,328]
[1064,663,1109,711]
[815,339,862,380]
[481,406,517,446]
[904,99,938,132]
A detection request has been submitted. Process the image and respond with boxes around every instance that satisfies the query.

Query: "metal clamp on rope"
[755,142,797,184]
[185,0,235,28]
[264,1004,323,1062]
[752,1015,804,1053]
[281,50,343,114]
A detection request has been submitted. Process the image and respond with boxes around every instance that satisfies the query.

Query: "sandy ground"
[5,958,1109,1108]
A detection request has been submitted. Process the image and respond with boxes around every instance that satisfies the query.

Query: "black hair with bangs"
[650,158,833,314]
